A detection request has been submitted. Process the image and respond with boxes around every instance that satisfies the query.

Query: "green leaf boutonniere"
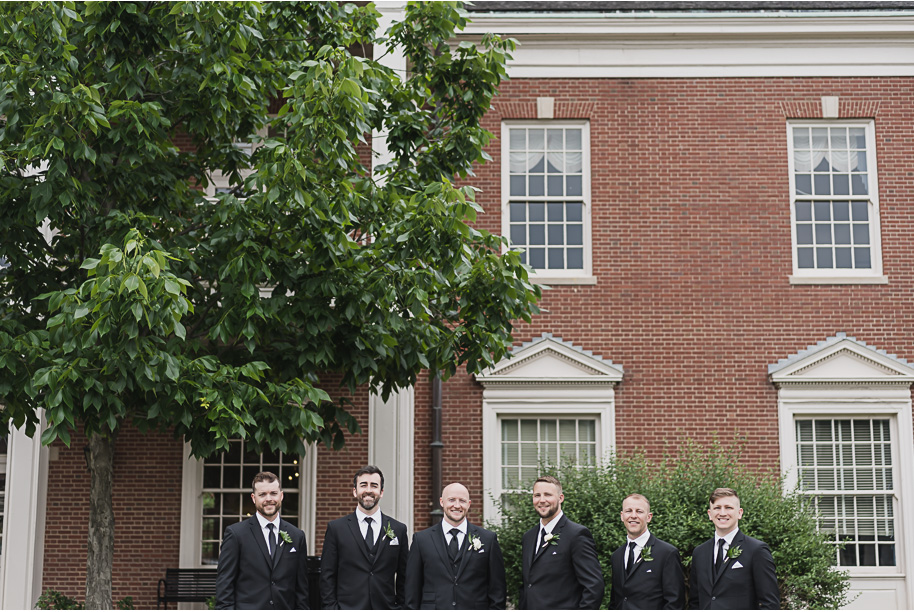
[383,522,396,540]
[279,530,292,545]
[543,532,560,547]
[639,546,653,562]
[727,545,742,560]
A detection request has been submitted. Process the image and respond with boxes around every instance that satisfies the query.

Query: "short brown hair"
[252,471,280,493]
[534,475,562,494]
[709,487,739,505]
[622,493,651,511]
[353,465,384,490]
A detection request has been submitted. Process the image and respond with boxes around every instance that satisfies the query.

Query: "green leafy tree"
[0,1,538,607]
[492,440,850,610]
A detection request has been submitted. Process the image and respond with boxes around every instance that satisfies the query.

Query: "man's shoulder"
[327,513,356,529]
[278,518,305,538]
[736,531,771,552]
[379,514,407,532]
[226,516,255,534]
[468,523,497,540]
[648,535,680,554]
[558,516,591,536]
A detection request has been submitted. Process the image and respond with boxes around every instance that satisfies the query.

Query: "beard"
[358,493,379,511]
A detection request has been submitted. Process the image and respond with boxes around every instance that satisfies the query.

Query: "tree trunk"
[86,433,115,609]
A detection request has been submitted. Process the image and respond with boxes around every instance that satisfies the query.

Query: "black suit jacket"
[405,522,507,610]
[609,533,685,610]
[688,530,779,610]
[215,515,309,609]
[320,512,409,609]
[519,514,605,610]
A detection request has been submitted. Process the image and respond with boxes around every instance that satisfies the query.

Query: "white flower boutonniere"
[279,530,292,545]
[468,534,484,552]
[543,532,560,548]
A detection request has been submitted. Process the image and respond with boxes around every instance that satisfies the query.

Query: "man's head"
[251,471,283,520]
[620,493,652,539]
[440,482,471,527]
[352,466,384,514]
[707,487,743,536]
[532,475,564,523]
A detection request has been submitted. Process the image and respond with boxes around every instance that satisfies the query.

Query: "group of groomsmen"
[215,467,780,609]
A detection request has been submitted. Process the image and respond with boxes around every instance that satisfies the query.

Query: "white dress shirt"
[625,529,651,569]
[442,518,468,549]
[715,529,738,562]
[357,507,382,545]
[256,512,281,551]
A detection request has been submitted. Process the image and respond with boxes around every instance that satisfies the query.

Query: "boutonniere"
[382,522,396,540]
[726,545,742,560]
[279,530,292,545]
[542,532,560,547]
[468,534,484,552]
[639,546,653,562]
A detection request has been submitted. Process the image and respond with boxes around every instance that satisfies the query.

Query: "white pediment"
[476,334,623,387]
[769,334,914,386]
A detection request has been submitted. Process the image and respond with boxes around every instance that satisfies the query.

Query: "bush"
[34,590,135,610]
[490,439,850,609]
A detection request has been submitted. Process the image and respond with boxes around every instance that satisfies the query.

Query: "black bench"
[157,557,321,609]
[157,568,217,609]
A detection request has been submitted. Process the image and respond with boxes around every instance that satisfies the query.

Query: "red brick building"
[3,2,914,608]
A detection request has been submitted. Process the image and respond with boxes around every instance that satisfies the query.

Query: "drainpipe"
[430,373,443,520]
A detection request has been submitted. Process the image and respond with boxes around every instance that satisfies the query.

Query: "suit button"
[712,597,717,601]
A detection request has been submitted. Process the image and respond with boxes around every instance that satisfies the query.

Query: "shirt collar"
[356,506,381,524]
[256,512,280,530]
[540,510,563,534]
[442,519,468,536]
[628,529,651,548]
[716,528,739,547]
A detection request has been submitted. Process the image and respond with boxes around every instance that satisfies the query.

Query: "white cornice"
[459,13,914,78]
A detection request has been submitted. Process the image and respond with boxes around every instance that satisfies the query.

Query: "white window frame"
[772,334,914,607]
[501,121,595,285]
[205,126,270,198]
[786,120,886,284]
[477,334,621,520]
[179,441,317,570]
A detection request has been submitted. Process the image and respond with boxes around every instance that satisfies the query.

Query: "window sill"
[533,275,597,286]
[789,274,888,285]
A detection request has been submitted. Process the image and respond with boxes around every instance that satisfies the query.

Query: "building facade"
[4,2,914,608]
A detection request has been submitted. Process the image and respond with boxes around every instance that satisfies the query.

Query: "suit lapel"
[713,530,743,586]
[455,524,477,578]
[346,513,371,563]
[371,513,388,566]
[247,516,273,570]
[431,522,452,569]
[273,519,290,569]
[533,514,565,566]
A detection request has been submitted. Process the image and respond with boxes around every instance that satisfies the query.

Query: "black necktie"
[267,523,277,559]
[715,539,725,572]
[627,541,637,572]
[535,528,545,560]
[364,517,374,548]
[448,528,460,562]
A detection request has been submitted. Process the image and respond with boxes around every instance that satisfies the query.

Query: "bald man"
[405,483,506,609]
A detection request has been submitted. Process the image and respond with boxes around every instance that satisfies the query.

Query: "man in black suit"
[320,466,409,609]
[520,475,604,609]
[405,482,506,609]
[609,493,684,609]
[689,487,779,609]
[215,471,309,609]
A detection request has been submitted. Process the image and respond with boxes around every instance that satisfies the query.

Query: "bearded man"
[319,466,409,609]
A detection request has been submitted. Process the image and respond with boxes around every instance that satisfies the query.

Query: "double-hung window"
[503,121,593,283]
[796,418,896,567]
[787,122,883,283]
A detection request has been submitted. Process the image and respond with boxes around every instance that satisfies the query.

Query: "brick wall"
[42,427,183,609]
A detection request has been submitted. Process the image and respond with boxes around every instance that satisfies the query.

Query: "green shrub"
[35,589,83,609]
[490,439,850,609]
[34,589,135,610]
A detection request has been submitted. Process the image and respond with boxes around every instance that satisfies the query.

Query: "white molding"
[460,13,914,78]
[372,2,407,178]
[368,388,415,531]
[478,336,621,521]
[772,337,914,607]
[179,440,318,566]
[0,413,49,609]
